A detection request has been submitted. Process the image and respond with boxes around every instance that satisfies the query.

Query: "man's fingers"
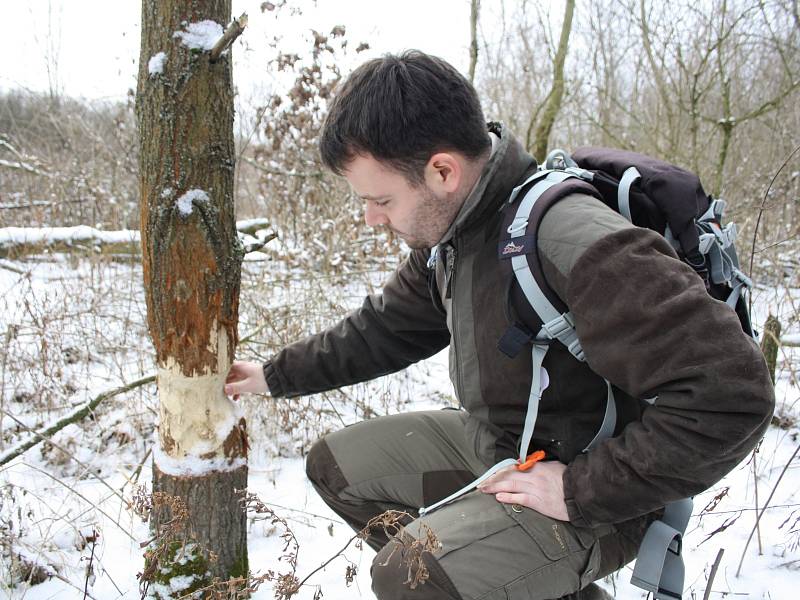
[494,492,531,506]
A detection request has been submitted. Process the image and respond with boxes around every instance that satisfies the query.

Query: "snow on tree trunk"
[136,0,247,589]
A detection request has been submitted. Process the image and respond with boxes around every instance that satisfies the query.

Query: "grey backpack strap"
[631,498,694,600]
[507,171,616,461]
[582,380,617,453]
[617,166,641,222]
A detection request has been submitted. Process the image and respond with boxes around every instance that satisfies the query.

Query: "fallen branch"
[0,200,54,210]
[0,158,49,177]
[0,318,274,468]
[0,374,155,467]
[0,221,271,257]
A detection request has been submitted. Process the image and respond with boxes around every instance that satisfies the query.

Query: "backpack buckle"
[541,313,575,339]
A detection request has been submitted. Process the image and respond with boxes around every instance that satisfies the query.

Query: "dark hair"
[319,50,490,184]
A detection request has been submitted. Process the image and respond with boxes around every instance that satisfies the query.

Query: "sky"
[0,0,474,102]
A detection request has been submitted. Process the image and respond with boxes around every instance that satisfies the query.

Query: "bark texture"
[137,0,241,375]
[153,463,249,581]
[136,0,247,585]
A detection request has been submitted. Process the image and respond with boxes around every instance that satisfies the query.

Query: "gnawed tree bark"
[136,0,247,592]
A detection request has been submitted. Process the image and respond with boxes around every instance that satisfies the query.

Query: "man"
[225,51,774,599]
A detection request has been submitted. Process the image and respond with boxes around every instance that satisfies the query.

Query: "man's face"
[343,154,463,249]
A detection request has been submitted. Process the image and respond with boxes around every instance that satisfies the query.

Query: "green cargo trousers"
[306,409,651,600]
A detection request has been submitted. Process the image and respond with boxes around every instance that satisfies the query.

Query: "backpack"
[492,147,754,600]
[420,147,752,599]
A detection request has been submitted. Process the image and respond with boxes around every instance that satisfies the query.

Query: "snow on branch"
[0,138,48,177]
[0,225,141,251]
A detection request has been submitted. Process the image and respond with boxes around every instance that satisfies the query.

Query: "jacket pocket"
[499,503,605,595]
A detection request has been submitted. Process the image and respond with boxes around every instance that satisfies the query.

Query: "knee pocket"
[372,537,462,600]
[305,438,347,495]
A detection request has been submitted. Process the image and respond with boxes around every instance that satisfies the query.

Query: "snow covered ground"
[2,238,800,599]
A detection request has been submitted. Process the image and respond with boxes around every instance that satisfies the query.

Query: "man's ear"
[424,152,462,194]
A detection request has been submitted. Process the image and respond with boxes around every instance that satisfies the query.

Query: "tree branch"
[0,374,155,467]
[210,13,248,62]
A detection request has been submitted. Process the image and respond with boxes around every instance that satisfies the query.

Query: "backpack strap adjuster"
[540,313,585,362]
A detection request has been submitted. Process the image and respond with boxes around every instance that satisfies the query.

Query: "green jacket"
[265,124,774,528]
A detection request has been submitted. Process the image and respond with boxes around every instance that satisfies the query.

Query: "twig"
[747,143,800,308]
[20,462,137,542]
[252,500,343,524]
[293,529,363,592]
[0,315,276,469]
[736,442,800,576]
[120,447,152,493]
[49,569,100,600]
[752,446,763,554]
[209,13,248,62]
[3,411,131,510]
[0,158,49,177]
[0,200,54,210]
[0,259,26,274]
[82,529,97,599]
[241,155,324,179]
[703,548,724,600]
[0,374,156,467]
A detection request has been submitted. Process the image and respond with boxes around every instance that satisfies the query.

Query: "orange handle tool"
[516,450,546,472]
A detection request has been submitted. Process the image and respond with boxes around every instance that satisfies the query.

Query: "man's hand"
[224,360,268,400]
[478,460,569,521]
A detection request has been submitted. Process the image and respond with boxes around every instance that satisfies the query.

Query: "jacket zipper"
[447,241,466,403]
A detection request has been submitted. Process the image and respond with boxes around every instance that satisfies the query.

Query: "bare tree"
[136,0,248,589]
[469,0,481,84]
[530,0,575,161]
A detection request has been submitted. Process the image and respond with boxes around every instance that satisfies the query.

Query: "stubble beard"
[400,187,462,250]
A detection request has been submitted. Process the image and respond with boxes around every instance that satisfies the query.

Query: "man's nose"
[364,203,389,227]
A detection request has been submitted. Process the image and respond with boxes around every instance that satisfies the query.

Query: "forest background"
[1,0,799,598]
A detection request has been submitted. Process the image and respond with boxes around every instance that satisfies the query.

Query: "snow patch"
[175,189,209,216]
[161,187,174,199]
[148,52,166,75]
[173,20,223,51]
[236,217,270,230]
[153,444,246,476]
[0,225,140,247]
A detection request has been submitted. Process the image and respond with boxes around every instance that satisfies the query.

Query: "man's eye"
[374,200,390,207]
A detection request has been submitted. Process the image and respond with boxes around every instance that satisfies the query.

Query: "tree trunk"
[760,314,781,385]
[468,0,480,85]
[136,0,247,593]
[531,0,575,162]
